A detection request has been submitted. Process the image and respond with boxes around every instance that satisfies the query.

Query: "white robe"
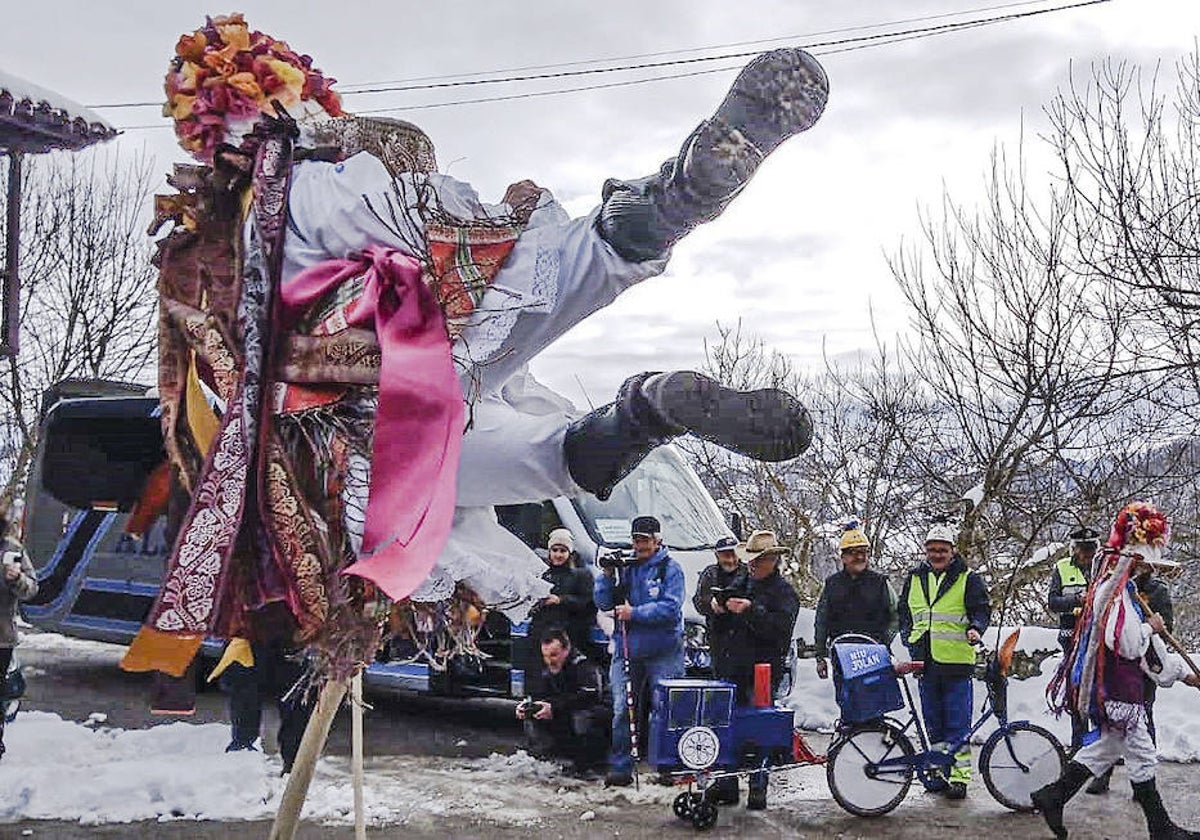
[279,152,668,613]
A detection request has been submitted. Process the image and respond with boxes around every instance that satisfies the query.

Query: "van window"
[573,447,728,551]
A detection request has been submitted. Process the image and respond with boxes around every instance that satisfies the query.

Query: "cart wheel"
[672,791,695,820]
[691,799,719,831]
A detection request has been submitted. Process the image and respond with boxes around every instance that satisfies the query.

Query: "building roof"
[0,68,117,154]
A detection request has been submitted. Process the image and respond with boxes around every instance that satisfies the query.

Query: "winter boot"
[1031,760,1093,840]
[747,772,768,810]
[1085,765,1112,795]
[598,48,829,262]
[563,371,812,500]
[1132,778,1200,839]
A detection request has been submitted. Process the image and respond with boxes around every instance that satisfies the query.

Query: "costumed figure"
[119,13,829,695]
[1037,502,1200,840]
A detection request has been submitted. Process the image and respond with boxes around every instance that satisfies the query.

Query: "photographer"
[515,627,608,777]
[710,530,799,810]
[0,510,36,760]
[693,535,745,680]
[594,515,685,787]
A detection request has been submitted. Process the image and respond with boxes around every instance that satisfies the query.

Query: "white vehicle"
[20,380,773,699]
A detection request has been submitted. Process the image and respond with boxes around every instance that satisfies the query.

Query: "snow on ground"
[785,624,1200,763]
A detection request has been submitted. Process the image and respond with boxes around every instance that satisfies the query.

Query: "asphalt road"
[6,631,1200,839]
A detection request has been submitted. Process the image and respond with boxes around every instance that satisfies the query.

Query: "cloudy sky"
[5,0,1200,405]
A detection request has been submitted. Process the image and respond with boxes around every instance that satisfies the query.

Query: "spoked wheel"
[826,720,915,817]
[673,791,703,821]
[691,798,719,831]
[980,721,1066,812]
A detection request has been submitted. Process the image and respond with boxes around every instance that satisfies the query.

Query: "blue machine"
[649,677,815,830]
[650,677,798,774]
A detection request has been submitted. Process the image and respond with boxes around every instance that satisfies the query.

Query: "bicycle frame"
[867,662,1038,781]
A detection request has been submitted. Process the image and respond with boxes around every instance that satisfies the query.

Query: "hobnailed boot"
[1031,760,1093,840]
[598,48,829,262]
[563,371,812,500]
[1132,778,1200,839]
[1085,765,1112,795]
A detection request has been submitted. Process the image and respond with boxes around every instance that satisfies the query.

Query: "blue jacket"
[594,547,685,661]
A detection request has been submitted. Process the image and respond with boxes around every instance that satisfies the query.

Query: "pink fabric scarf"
[279,246,464,599]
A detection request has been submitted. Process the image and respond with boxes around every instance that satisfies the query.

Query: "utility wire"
[91,0,1106,110]
[111,0,1110,131]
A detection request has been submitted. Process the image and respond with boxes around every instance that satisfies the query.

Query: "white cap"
[925,523,957,546]
[547,528,574,552]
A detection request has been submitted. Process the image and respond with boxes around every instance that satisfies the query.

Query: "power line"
[111,0,1111,131]
[90,0,1102,110]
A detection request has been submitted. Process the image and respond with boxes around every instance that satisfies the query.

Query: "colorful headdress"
[1107,501,1171,553]
[165,13,344,162]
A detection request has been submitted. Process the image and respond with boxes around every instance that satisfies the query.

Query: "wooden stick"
[351,670,366,840]
[1135,590,1200,683]
[269,678,349,840]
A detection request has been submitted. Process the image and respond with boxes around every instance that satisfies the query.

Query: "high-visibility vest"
[1055,557,1088,591]
[907,570,974,665]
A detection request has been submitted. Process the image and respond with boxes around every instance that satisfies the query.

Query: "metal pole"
[2,152,20,357]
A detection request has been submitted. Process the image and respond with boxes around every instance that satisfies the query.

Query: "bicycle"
[824,634,1066,817]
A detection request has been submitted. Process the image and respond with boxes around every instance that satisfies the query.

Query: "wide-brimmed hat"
[735,530,790,562]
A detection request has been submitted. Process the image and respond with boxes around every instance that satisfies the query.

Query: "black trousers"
[0,646,12,745]
[221,644,312,772]
[524,705,610,771]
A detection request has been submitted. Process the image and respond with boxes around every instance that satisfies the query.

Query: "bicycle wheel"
[826,720,915,817]
[980,721,1066,812]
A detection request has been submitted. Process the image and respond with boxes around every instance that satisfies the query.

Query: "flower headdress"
[1107,501,1171,552]
[165,13,344,163]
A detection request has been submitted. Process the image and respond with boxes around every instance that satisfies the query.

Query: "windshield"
[573,447,730,551]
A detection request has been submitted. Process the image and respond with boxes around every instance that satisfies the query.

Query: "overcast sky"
[5,0,1200,406]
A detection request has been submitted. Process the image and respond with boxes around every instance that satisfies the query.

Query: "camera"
[711,572,751,607]
[597,548,637,571]
[516,696,535,717]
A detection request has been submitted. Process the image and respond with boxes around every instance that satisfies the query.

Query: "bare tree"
[0,149,159,503]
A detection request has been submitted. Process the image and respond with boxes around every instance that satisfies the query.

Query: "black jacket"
[535,649,605,718]
[897,555,990,678]
[693,561,749,664]
[813,568,896,658]
[711,569,799,691]
[528,563,597,651]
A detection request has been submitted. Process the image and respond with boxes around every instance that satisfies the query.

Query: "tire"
[826,720,915,817]
[673,791,701,821]
[691,799,719,831]
[979,722,1066,812]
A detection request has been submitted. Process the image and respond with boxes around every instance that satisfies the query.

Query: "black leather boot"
[1132,778,1200,839]
[563,371,812,500]
[1031,760,1093,839]
[598,48,829,262]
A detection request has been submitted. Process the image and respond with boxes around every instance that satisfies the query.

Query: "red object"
[753,662,772,707]
[792,729,827,765]
[895,660,925,676]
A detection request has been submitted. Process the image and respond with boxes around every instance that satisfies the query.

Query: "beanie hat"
[546,528,574,552]
[839,520,869,552]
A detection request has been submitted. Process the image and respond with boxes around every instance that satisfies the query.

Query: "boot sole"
[648,372,812,461]
[714,48,830,152]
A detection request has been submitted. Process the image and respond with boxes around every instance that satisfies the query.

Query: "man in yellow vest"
[1047,526,1097,754]
[897,521,991,800]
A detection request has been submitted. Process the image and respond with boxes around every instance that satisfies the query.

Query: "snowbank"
[785,626,1200,762]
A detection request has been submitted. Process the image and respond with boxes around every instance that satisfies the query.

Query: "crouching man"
[516,627,609,777]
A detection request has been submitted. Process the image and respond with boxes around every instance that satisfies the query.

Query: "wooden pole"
[351,670,365,840]
[268,678,349,840]
[1135,590,1200,683]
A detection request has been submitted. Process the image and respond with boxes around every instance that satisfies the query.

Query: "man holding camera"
[705,530,800,808]
[693,535,744,678]
[515,627,608,777]
[594,515,685,787]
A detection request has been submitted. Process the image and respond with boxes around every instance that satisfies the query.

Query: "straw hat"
[735,530,791,562]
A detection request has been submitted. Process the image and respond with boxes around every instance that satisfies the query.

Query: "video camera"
[516,696,548,719]
[710,570,751,607]
[597,548,638,571]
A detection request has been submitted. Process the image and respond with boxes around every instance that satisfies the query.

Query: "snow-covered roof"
[0,68,117,153]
